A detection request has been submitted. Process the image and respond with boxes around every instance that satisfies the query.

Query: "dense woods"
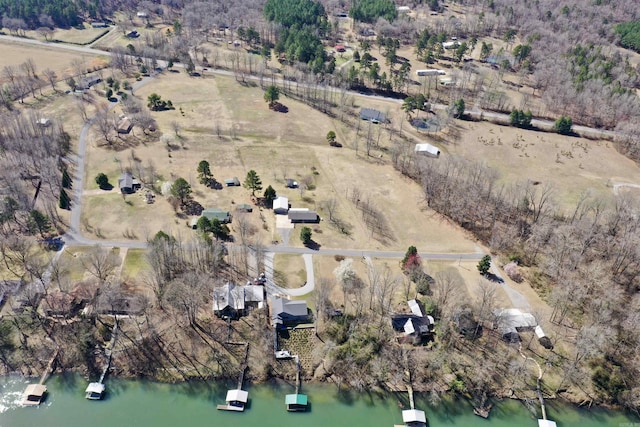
[615,21,640,53]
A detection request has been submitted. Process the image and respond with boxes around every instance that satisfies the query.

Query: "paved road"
[490,261,531,310]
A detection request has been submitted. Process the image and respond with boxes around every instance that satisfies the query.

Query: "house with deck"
[287,208,318,223]
[213,282,246,319]
[118,172,141,194]
[271,297,309,326]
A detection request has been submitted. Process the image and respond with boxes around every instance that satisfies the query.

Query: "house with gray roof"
[270,297,309,326]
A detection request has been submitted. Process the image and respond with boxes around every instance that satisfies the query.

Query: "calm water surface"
[0,374,636,427]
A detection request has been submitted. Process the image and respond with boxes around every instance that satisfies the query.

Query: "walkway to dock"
[99,318,119,384]
[39,348,59,385]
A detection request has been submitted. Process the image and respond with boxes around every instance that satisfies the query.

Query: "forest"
[0,0,99,29]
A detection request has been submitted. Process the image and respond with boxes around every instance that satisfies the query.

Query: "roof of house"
[402,409,426,423]
[288,209,318,222]
[414,143,440,156]
[408,299,423,317]
[213,282,245,311]
[360,108,386,123]
[494,308,537,335]
[226,389,248,403]
[85,382,105,394]
[285,394,308,405]
[273,196,288,212]
[43,291,75,313]
[244,285,264,303]
[202,208,231,222]
[271,297,308,319]
[119,173,133,189]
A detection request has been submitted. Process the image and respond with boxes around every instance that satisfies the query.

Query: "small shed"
[360,108,386,124]
[117,117,133,134]
[126,30,139,38]
[91,22,108,28]
[415,143,440,158]
[273,196,289,214]
[335,45,346,52]
[224,177,241,186]
[137,11,148,18]
[38,118,51,127]
[402,409,427,425]
[397,6,411,13]
[236,204,253,213]
[285,179,298,188]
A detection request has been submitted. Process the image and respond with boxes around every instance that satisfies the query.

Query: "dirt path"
[612,181,640,195]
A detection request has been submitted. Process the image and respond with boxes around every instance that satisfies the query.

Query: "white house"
[273,196,289,214]
[415,143,440,158]
[137,11,148,18]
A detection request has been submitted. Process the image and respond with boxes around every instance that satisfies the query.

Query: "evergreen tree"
[243,170,263,196]
[263,185,277,206]
[171,178,192,205]
[477,255,491,275]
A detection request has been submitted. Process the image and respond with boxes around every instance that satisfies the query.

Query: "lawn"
[122,249,149,281]
[273,254,307,288]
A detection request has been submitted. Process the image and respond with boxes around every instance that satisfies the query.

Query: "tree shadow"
[99,183,114,191]
[271,102,289,113]
[304,240,321,251]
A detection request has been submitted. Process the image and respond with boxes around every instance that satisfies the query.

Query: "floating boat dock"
[285,355,308,412]
[217,343,249,412]
[22,348,58,406]
[86,318,119,400]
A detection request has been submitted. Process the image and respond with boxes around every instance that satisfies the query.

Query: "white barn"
[273,196,289,214]
[415,143,440,158]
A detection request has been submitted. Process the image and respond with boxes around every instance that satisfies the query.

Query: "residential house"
[118,172,141,194]
[90,22,108,28]
[77,75,101,90]
[42,291,76,317]
[271,297,309,326]
[38,118,51,127]
[360,108,386,124]
[212,282,245,319]
[494,308,537,343]
[137,11,148,18]
[335,45,346,52]
[97,294,146,315]
[202,208,231,223]
[287,208,318,223]
[126,30,139,38]
[273,196,289,214]
[414,143,440,158]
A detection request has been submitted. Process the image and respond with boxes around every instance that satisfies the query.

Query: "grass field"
[24,24,110,45]
[122,249,149,281]
[0,41,104,81]
[447,121,640,210]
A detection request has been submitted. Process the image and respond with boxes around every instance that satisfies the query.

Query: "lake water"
[0,374,637,427]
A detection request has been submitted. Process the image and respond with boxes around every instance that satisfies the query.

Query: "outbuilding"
[415,143,440,158]
[224,177,241,186]
[360,108,386,124]
[273,196,289,214]
[402,409,427,426]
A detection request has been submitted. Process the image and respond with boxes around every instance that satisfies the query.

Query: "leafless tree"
[81,246,120,283]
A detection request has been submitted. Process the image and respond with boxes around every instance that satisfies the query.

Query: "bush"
[554,116,573,135]
[503,261,522,282]
[95,173,109,189]
[300,226,312,245]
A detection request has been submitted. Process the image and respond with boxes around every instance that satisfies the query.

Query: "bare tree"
[81,246,120,283]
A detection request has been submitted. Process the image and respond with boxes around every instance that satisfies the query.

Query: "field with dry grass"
[24,24,110,45]
[0,41,104,81]
[444,120,640,210]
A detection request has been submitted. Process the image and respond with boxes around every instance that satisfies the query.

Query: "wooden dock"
[39,348,59,385]
[216,404,245,411]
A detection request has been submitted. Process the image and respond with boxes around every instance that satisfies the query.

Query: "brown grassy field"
[445,120,640,210]
[78,72,483,253]
[0,41,104,80]
[24,24,110,45]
